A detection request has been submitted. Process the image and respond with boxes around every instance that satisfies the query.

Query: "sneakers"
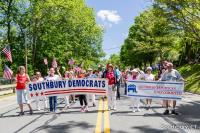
[81,107,85,112]
[137,108,141,112]
[132,109,136,113]
[18,112,24,116]
[171,110,179,115]
[163,109,170,115]
[146,106,150,110]
[84,106,88,112]
[30,110,33,115]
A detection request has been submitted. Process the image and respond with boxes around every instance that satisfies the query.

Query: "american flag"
[51,58,57,68]
[44,58,48,65]
[3,65,13,80]
[2,45,12,62]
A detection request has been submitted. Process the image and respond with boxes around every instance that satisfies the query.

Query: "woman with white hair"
[144,67,155,110]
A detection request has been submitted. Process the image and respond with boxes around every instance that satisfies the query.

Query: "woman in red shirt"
[16,66,33,116]
[103,64,117,110]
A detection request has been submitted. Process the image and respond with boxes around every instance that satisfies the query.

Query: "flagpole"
[25,32,28,73]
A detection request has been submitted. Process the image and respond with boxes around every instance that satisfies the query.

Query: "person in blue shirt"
[115,66,121,100]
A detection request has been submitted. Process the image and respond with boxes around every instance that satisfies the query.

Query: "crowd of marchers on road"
[14,61,184,116]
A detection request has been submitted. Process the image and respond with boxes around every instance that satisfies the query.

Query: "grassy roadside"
[178,64,200,94]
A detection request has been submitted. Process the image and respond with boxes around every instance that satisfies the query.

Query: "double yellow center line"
[95,98,110,133]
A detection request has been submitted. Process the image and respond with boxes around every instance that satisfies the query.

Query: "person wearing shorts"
[16,66,33,116]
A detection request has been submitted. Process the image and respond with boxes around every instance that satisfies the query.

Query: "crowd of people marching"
[15,60,184,116]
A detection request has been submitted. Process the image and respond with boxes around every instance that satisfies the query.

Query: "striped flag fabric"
[2,45,12,62]
[44,58,48,65]
[3,65,13,80]
[51,58,57,68]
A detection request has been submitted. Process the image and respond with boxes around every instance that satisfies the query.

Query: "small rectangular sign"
[127,80,184,100]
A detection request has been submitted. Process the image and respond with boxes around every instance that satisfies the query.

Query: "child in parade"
[63,71,71,109]
[16,66,33,116]
[131,69,142,112]
[33,71,48,111]
[144,67,155,110]
[78,70,88,112]
[87,68,97,107]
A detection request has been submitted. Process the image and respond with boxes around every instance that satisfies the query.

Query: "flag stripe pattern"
[3,65,13,80]
[2,45,12,62]
[52,58,57,68]
[44,58,48,65]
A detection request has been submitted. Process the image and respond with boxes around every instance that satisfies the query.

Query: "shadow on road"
[30,120,94,133]
[131,125,174,133]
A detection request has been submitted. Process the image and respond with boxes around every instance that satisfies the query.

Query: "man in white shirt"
[45,68,61,112]
[160,63,184,115]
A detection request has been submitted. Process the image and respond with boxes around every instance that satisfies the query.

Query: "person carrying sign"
[144,67,155,110]
[87,68,97,107]
[160,62,184,115]
[32,71,48,111]
[45,67,61,112]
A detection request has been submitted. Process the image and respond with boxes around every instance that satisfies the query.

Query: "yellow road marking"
[104,99,110,133]
[95,99,103,133]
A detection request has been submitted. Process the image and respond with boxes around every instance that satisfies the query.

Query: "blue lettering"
[90,80,93,87]
[68,80,72,87]
[98,81,101,87]
[37,83,42,90]
[94,81,98,87]
[82,80,85,86]
[29,84,33,91]
[33,84,37,91]
[73,80,76,87]
[50,81,54,88]
[46,82,50,89]
[102,81,105,88]
[54,81,58,88]
[76,80,82,87]
[62,81,66,88]
[86,80,89,87]
[58,81,63,88]
[42,82,46,89]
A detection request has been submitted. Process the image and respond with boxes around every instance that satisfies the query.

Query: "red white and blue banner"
[27,79,108,98]
[127,80,184,100]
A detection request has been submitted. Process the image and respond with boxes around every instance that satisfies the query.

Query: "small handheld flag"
[44,58,48,65]
[52,58,57,68]
[2,45,12,63]
[3,65,13,80]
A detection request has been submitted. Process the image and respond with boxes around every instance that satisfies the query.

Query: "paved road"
[0,87,200,133]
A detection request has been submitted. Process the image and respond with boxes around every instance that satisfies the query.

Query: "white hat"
[132,69,138,73]
[146,67,152,71]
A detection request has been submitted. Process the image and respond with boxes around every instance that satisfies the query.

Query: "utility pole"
[24,32,28,73]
